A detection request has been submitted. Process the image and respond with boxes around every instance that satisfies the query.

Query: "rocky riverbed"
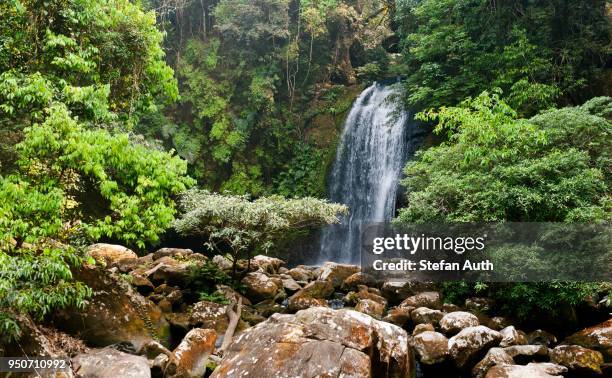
[3,243,611,377]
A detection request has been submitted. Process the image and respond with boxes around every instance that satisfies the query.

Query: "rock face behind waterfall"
[318,82,423,264]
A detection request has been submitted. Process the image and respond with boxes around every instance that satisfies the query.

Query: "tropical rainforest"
[0,0,610,362]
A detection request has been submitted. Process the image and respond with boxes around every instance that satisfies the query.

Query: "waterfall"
[317,82,414,264]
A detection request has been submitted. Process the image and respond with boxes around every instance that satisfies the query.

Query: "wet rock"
[411,307,444,326]
[287,266,313,282]
[210,307,413,378]
[383,307,413,326]
[413,323,435,336]
[499,326,527,348]
[241,271,281,303]
[318,262,360,288]
[355,299,385,318]
[465,297,494,313]
[342,272,377,291]
[400,291,443,310]
[166,328,217,378]
[411,331,449,365]
[472,348,514,378]
[72,347,150,378]
[448,326,502,369]
[485,362,567,377]
[527,329,558,347]
[550,345,604,376]
[504,345,549,364]
[152,248,193,261]
[440,311,480,336]
[564,319,611,360]
[251,255,285,274]
[87,243,137,265]
[54,266,170,349]
[287,280,334,312]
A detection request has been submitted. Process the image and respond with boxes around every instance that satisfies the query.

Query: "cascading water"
[317,81,418,264]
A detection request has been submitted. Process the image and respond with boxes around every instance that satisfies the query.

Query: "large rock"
[564,318,612,361]
[342,272,377,291]
[287,280,334,312]
[440,311,480,336]
[72,347,150,378]
[54,266,170,349]
[550,345,604,376]
[381,281,437,304]
[345,286,388,307]
[411,307,444,326]
[287,266,313,282]
[318,262,360,288]
[465,297,494,313]
[241,271,281,303]
[149,256,195,286]
[527,329,558,347]
[355,299,385,319]
[411,331,449,365]
[472,348,514,378]
[188,301,228,332]
[383,307,413,327]
[485,362,567,377]
[448,326,502,369]
[152,247,193,260]
[166,328,217,378]
[498,326,527,348]
[399,291,442,310]
[210,307,414,378]
[87,243,137,265]
[251,255,285,274]
[504,345,549,364]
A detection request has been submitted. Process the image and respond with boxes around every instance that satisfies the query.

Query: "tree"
[173,189,348,276]
[395,93,611,319]
[395,0,610,115]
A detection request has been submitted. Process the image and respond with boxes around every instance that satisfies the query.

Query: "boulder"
[241,272,281,303]
[215,284,252,306]
[251,255,285,274]
[166,328,217,378]
[448,326,502,369]
[527,329,558,347]
[130,275,155,296]
[411,331,449,365]
[87,243,137,265]
[413,323,435,336]
[550,345,604,376]
[344,287,388,307]
[253,299,285,317]
[152,248,193,261]
[355,299,385,319]
[485,362,567,377]
[383,307,413,326]
[212,255,233,271]
[54,266,170,349]
[564,318,611,361]
[498,326,527,348]
[287,297,328,312]
[440,311,480,336]
[189,301,237,335]
[287,280,334,312]
[442,303,463,313]
[381,281,437,304]
[281,277,302,293]
[72,347,150,378]
[342,272,377,291]
[400,291,443,310]
[210,307,413,378]
[287,267,313,282]
[318,262,360,288]
[472,348,514,378]
[489,317,510,331]
[503,345,549,364]
[411,307,444,326]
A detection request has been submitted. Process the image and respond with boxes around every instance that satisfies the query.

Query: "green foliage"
[396,92,611,223]
[17,104,195,248]
[173,189,348,272]
[396,93,611,320]
[275,143,326,198]
[187,261,233,304]
[396,0,610,115]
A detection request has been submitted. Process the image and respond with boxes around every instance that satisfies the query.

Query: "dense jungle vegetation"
[0,0,610,338]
